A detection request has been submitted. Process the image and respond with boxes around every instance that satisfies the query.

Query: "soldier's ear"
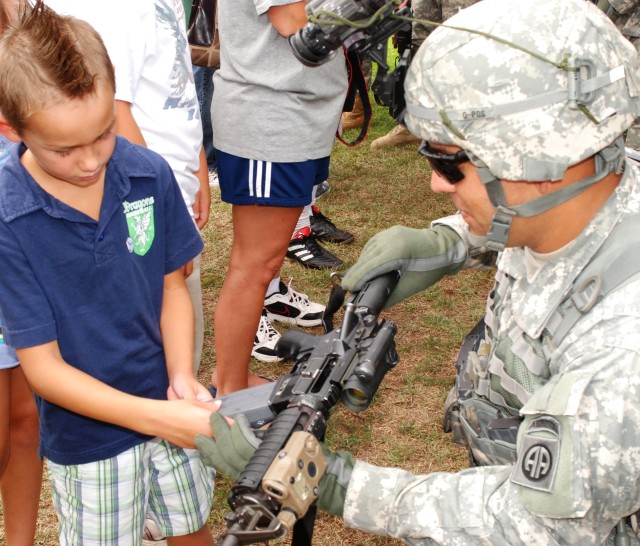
[0,115,20,142]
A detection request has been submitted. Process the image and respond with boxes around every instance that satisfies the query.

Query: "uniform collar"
[499,163,634,339]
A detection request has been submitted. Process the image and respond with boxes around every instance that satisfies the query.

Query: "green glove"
[341,224,466,307]
[195,412,261,479]
[317,444,355,518]
[197,414,354,517]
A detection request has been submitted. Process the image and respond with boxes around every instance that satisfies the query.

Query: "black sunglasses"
[418,140,469,184]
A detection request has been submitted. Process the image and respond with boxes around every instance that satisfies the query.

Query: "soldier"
[197,0,640,543]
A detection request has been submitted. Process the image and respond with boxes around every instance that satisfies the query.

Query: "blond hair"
[0,0,115,132]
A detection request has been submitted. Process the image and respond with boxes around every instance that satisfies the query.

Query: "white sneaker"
[264,280,325,327]
[142,518,167,546]
[252,309,282,362]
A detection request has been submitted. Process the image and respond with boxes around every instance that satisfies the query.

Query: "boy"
[0,2,217,544]
[44,0,212,374]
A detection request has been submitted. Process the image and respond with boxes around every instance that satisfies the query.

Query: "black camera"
[288,0,411,67]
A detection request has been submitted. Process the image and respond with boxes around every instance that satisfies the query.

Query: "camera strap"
[337,49,373,147]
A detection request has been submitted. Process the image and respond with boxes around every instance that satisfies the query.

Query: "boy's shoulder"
[111,136,173,181]
[0,139,175,224]
[109,137,179,193]
[0,144,43,223]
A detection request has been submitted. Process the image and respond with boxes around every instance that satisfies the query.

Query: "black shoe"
[287,234,343,269]
[310,206,354,244]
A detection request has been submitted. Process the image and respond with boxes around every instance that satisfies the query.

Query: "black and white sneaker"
[252,309,282,363]
[264,280,325,327]
[314,180,331,199]
[310,205,354,244]
[287,228,342,269]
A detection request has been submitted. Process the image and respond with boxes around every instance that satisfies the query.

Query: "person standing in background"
[210,0,347,395]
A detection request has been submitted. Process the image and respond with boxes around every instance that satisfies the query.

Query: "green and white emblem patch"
[123,197,155,256]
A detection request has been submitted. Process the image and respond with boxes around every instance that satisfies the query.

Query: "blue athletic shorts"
[216,149,330,207]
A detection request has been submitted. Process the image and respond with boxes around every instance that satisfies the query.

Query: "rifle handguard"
[262,432,328,533]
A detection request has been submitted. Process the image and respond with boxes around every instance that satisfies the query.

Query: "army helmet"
[403,0,640,183]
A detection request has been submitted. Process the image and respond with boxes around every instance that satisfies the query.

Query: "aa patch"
[123,197,155,256]
[511,416,560,492]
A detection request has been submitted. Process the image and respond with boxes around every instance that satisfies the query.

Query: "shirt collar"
[0,137,156,223]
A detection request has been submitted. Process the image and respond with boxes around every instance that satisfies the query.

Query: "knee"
[228,255,285,287]
[9,401,39,450]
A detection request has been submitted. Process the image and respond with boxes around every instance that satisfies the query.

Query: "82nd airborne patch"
[511,416,561,492]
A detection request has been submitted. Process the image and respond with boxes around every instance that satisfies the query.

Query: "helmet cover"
[404,0,640,181]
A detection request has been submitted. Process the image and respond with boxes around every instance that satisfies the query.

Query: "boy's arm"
[192,146,211,229]
[161,269,212,402]
[16,341,218,447]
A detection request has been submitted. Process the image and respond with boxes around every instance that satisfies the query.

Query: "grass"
[0,94,494,545]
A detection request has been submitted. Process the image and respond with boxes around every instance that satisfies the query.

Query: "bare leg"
[213,204,302,395]
[1,366,42,546]
[166,526,214,546]
[0,369,10,475]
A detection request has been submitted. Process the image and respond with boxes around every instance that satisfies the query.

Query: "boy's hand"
[168,371,213,402]
[193,146,211,229]
[151,398,221,448]
[193,186,211,229]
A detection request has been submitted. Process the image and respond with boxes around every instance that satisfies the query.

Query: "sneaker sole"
[286,253,343,269]
[266,312,323,328]
[314,233,355,245]
[251,350,283,363]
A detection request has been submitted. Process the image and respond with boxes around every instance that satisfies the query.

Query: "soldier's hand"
[341,224,466,307]
[195,412,261,479]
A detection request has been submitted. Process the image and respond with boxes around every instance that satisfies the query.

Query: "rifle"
[215,271,401,546]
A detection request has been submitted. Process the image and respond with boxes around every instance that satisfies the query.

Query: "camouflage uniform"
[412,0,480,53]
[343,163,640,545]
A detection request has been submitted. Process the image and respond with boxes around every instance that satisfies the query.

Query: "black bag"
[187,0,219,68]
[187,0,215,48]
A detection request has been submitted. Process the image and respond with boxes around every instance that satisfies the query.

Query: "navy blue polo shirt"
[0,138,204,465]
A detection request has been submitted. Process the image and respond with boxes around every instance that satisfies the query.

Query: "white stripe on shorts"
[264,161,272,197]
[248,160,272,199]
[248,160,254,197]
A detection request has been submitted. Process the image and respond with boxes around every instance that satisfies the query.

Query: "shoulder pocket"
[511,372,593,518]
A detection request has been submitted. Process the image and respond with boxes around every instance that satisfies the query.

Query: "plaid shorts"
[47,438,215,545]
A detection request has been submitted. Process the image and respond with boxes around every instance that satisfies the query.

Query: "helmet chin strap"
[473,138,625,251]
